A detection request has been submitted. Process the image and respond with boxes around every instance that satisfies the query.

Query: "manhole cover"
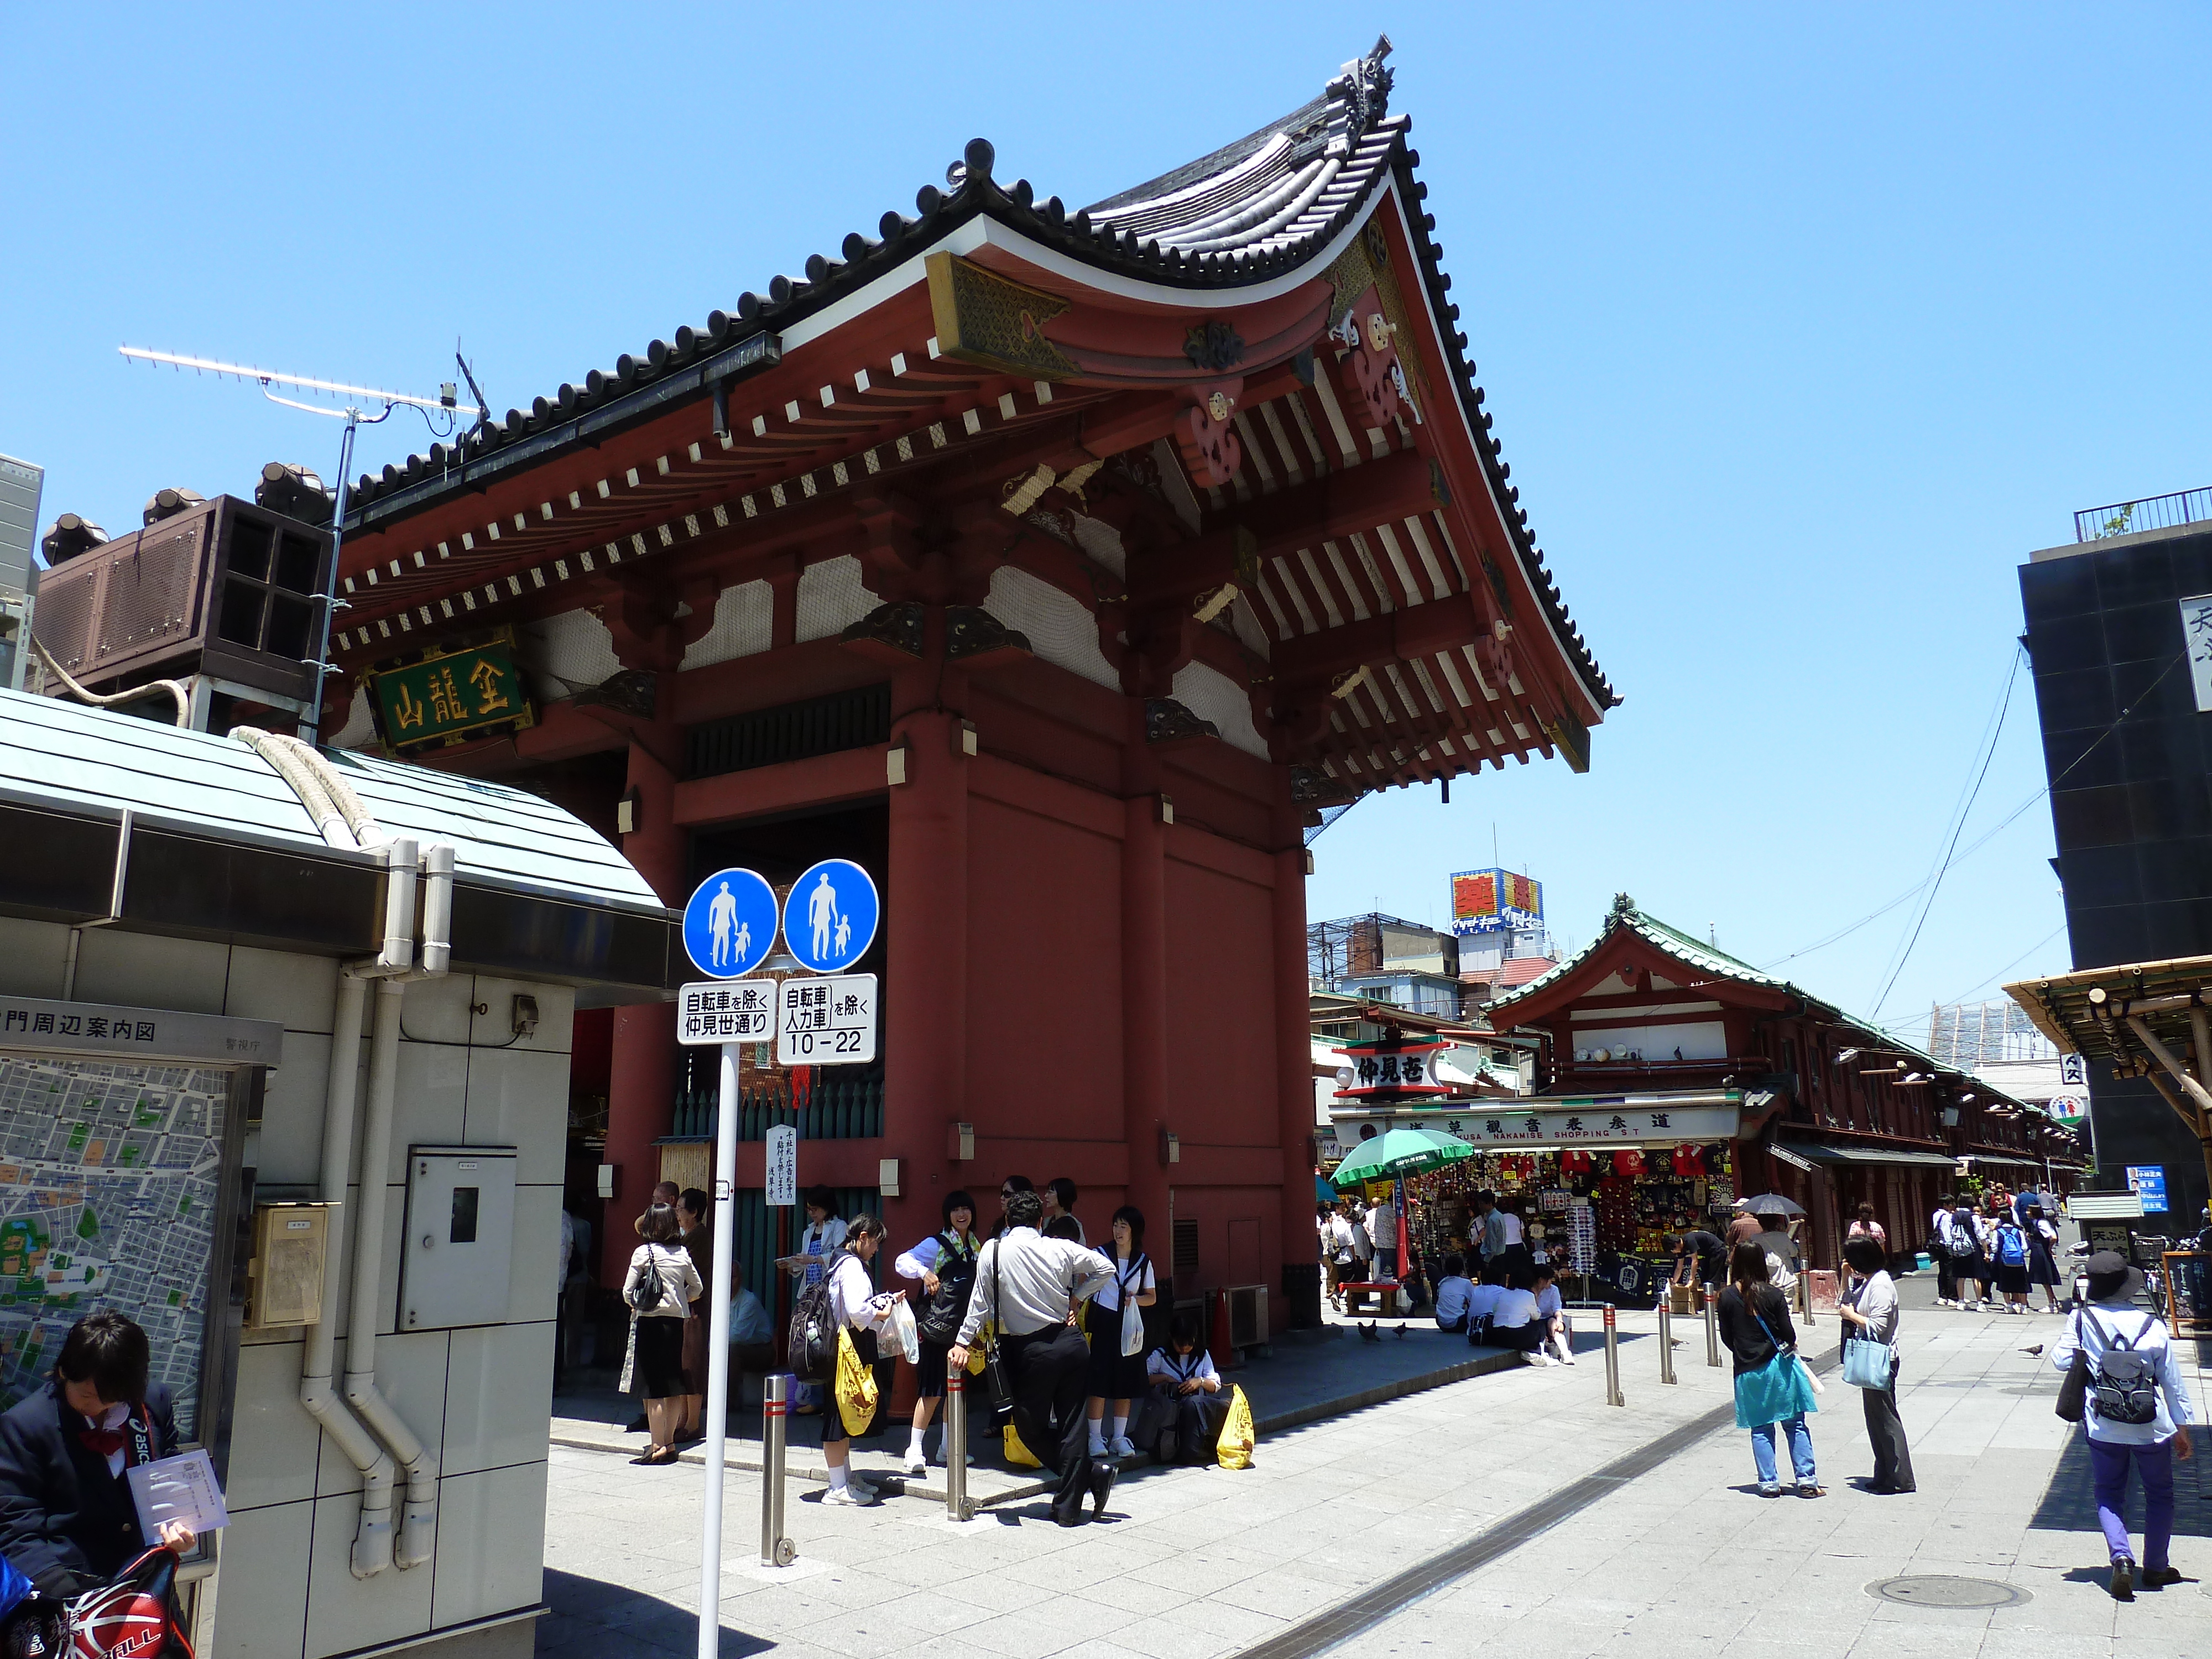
[1869,1576,2031,1609]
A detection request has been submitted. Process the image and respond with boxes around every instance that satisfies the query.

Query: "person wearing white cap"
[2051,1251,2196,1600]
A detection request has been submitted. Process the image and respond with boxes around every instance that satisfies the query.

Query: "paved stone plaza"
[536,1291,2208,1659]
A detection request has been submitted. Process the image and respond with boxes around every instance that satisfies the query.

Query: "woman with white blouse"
[821,1215,901,1507]
[893,1190,981,1475]
[1084,1206,1157,1460]
[620,1204,703,1465]
[1837,1234,1914,1494]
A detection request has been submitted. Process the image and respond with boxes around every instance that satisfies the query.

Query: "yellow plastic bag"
[1003,1423,1042,1468]
[834,1327,877,1437]
[1215,1385,1255,1470]
[967,1324,992,1376]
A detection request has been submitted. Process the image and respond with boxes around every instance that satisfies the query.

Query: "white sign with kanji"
[676,979,776,1046]
[776,973,878,1066]
[765,1124,798,1207]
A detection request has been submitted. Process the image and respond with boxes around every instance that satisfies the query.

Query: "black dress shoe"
[2142,1566,2183,1589]
[1050,1494,1088,1528]
[1088,1457,1118,1519]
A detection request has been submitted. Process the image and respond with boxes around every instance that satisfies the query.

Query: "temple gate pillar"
[1272,789,1322,1329]
[604,734,684,1285]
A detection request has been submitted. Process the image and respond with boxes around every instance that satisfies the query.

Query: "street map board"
[0,1052,247,1442]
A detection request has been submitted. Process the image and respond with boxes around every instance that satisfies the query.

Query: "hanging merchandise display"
[1402,1141,1738,1309]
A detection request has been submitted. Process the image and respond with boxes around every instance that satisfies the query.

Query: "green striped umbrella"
[1328,1125,1474,1186]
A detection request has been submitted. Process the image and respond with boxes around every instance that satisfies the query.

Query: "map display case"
[0,995,269,1475]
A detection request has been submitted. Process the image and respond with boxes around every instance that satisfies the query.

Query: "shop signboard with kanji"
[369,637,535,750]
[676,980,775,1046]
[776,973,877,1066]
[1335,1100,1740,1147]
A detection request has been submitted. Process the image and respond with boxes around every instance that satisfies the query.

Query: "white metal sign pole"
[698,1037,743,1656]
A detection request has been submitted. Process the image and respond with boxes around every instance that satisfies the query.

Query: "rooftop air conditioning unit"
[29,493,331,713]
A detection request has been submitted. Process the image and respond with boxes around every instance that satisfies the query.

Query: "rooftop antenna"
[118,346,477,745]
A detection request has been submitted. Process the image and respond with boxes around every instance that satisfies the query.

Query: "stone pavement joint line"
[1233,1350,1842,1659]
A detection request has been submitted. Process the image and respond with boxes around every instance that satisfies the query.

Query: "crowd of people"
[616,1172,1232,1523]
[1930,1185,2066,1313]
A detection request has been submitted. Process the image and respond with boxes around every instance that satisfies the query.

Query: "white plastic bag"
[886,1296,920,1364]
[1121,1294,1145,1358]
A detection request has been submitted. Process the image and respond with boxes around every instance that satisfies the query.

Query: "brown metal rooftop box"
[31,497,331,704]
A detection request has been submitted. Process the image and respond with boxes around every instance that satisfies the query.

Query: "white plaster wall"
[0,920,568,1659]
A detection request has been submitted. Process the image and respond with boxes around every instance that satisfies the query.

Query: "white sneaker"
[1523,1350,1552,1366]
[823,1483,877,1507]
[847,1473,878,1500]
[905,1451,927,1477]
[1109,1436,1136,1458]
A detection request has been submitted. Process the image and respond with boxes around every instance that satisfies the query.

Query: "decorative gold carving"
[925,252,1077,380]
[1322,220,1425,422]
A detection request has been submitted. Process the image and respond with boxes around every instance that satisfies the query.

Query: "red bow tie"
[79,1423,125,1459]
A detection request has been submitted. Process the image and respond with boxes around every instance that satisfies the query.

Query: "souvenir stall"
[1380,1094,1750,1307]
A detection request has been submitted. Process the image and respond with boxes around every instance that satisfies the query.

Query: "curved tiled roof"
[342,36,1614,711]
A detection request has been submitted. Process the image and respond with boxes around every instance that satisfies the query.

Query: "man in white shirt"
[1367,1196,1399,1281]
[1320,1207,1357,1310]
[1432,1255,1474,1333]
[1462,1264,1506,1346]
[950,1190,1114,1526]
[1486,1277,1549,1364]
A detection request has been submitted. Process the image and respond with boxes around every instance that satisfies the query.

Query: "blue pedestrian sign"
[783,859,879,973]
[683,868,779,979]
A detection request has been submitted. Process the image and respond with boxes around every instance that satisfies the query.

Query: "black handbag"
[2056,1349,2089,1423]
[982,1240,1016,1429]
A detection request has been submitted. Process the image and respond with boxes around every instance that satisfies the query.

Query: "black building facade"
[2020,513,2212,1229]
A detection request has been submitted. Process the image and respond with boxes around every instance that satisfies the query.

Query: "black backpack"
[787,1264,841,1384]
[2084,1311,2161,1426]
[1945,1209,1980,1259]
[916,1234,978,1348]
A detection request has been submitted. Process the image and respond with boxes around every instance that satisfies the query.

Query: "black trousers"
[1003,1324,1092,1512]
[1861,1361,1916,1491]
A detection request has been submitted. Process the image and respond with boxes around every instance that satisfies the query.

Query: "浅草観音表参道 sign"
[370,639,534,749]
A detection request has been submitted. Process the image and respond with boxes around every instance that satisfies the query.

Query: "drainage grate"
[1869,1577,2032,1610]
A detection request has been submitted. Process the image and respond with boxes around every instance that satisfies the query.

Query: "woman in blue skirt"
[1717,1241,1822,1496]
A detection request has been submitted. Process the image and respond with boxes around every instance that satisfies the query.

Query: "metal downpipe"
[345,976,440,1568]
[298,969,396,1578]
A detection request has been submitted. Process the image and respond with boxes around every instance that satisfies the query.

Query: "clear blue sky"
[4,6,2205,1041]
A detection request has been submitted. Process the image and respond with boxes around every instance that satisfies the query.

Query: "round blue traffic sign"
[683,867,779,979]
[782,859,879,973]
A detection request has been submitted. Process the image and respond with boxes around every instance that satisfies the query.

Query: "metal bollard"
[1602,1305,1624,1407]
[1798,1269,1814,1326]
[943,1373,972,1522]
[1657,1300,1676,1385]
[760,1375,795,1568]
[1704,1286,1722,1368]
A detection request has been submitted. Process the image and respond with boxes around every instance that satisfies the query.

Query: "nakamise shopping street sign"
[1335,1096,1743,1148]
[369,636,535,751]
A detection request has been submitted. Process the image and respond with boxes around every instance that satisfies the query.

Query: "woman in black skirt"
[2023,1202,2065,1312]
[1085,1206,1157,1460]
[622,1204,703,1464]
